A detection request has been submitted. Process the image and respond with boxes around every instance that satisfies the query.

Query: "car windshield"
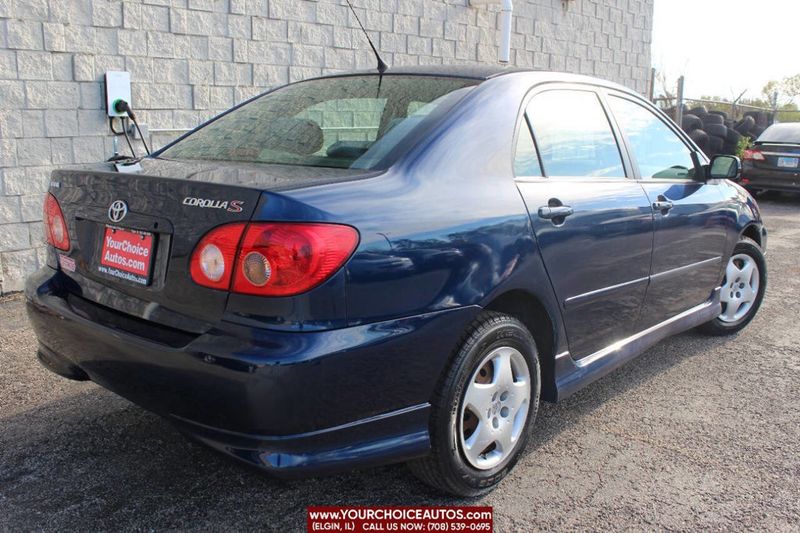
[159,75,479,170]
[757,123,800,144]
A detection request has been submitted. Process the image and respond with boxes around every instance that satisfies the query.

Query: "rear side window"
[514,118,543,177]
[757,123,800,144]
[608,96,695,180]
[160,75,478,170]
[527,90,625,177]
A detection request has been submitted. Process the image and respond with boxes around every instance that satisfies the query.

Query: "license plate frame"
[98,225,156,286]
[777,156,798,168]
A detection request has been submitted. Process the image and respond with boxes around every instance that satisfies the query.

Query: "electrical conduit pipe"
[470,0,513,64]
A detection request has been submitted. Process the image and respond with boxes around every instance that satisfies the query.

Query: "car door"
[605,92,729,329]
[515,87,654,360]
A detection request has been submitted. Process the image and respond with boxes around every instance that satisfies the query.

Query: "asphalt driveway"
[1,195,799,531]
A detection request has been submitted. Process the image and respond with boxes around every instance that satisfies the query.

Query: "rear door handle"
[538,205,574,219]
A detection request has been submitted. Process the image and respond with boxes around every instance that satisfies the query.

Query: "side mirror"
[707,155,741,180]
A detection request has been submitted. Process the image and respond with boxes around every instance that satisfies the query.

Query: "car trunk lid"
[752,142,800,171]
[50,158,375,328]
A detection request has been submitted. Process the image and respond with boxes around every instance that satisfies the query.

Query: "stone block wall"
[0,0,653,293]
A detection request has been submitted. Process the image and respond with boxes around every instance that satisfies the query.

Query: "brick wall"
[0,0,654,293]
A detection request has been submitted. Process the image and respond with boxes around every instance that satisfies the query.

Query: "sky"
[651,0,800,102]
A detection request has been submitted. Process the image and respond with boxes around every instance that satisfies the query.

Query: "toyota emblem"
[108,200,128,223]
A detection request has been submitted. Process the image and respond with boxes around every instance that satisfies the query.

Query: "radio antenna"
[344,0,388,74]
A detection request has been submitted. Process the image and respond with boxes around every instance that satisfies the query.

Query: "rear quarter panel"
[275,74,566,342]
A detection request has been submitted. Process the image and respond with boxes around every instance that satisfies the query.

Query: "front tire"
[408,311,540,497]
[700,238,766,335]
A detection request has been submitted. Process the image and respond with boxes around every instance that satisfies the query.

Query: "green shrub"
[736,136,752,158]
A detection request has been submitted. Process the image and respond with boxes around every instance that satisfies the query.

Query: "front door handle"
[538,205,574,219]
[652,196,674,212]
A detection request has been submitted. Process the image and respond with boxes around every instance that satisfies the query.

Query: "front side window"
[160,75,478,170]
[609,96,695,180]
[527,90,625,178]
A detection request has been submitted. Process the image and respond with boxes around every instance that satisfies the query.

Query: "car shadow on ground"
[528,328,738,445]
[0,326,742,530]
[751,190,800,205]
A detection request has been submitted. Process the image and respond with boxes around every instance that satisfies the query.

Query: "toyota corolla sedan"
[26,66,767,496]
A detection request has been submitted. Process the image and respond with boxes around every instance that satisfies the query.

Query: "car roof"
[379,64,527,79]
[316,65,638,96]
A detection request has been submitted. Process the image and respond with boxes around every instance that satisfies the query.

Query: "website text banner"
[307,506,493,532]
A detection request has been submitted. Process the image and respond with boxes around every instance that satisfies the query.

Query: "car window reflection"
[609,96,696,180]
[527,90,625,178]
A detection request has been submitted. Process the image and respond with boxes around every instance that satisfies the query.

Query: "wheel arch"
[483,289,558,402]
[740,223,763,248]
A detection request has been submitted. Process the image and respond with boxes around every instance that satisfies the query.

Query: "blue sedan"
[26,66,767,496]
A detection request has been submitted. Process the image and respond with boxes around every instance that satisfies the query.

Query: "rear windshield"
[757,123,800,144]
[159,75,479,170]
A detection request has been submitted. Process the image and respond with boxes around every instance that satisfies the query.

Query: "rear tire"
[408,311,540,497]
[700,238,766,335]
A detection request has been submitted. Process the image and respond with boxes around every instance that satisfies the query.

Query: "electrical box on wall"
[104,71,131,117]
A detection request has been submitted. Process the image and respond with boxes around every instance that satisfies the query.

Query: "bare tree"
[656,70,675,101]
[762,74,800,110]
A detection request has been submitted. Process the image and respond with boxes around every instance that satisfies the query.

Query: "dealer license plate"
[777,157,798,168]
[99,226,155,285]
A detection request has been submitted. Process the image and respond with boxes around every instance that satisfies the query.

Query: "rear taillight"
[43,192,70,251]
[742,149,765,161]
[233,223,359,296]
[190,223,247,291]
[190,222,359,296]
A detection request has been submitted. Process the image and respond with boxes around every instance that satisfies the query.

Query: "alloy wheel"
[459,346,530,470]
[719,253,760,323]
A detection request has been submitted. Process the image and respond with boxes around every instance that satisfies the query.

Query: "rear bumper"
[742,164,800,192]
[25,267,480,476]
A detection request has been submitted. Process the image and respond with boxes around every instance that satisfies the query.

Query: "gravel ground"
[1,196,799,532]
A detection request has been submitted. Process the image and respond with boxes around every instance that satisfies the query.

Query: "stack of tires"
[740,110,770,139]
[667,105,772,158]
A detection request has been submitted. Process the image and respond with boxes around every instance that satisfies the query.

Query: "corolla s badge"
[182,197,244,213]
[108,200,128,223]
